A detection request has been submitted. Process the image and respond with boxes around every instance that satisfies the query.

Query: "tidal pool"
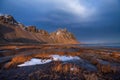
[18,55,80,67]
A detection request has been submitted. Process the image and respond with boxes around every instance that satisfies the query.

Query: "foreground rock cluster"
[0,14,78,44]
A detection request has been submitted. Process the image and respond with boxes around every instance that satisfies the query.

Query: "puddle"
[18,58,52,67]
[18,55,80,67]
[97,59,110,65]
[17,55,97,71]
[55,48,79,52]
[51,55,80,61]
[70,67,78,71]
[97,59,120,70]
[15,48,19,50]
[66,59,97,71]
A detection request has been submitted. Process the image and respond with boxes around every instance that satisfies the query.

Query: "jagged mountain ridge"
[0,14,79,44]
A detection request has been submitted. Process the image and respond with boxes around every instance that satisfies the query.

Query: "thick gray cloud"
[1,0,119,23]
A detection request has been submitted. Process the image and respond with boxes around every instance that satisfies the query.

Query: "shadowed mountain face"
[0,14,78,44]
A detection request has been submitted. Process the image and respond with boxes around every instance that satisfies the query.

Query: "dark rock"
[38,30,49,35]
[25,26,37,33]
[0,14,18,25]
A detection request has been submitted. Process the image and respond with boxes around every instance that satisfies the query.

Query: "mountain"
[0,14,79,44]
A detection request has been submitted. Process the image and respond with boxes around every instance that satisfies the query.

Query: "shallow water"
[18,55,81,67]
[18,58,52,67]
[50,55,80,61]
[66,59,97,71]
[18,54,97,71]
[75,43,120,48]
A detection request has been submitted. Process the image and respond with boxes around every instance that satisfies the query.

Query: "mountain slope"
[0,14,79,44]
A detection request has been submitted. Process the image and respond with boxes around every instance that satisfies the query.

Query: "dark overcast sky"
[0,0,120,44]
